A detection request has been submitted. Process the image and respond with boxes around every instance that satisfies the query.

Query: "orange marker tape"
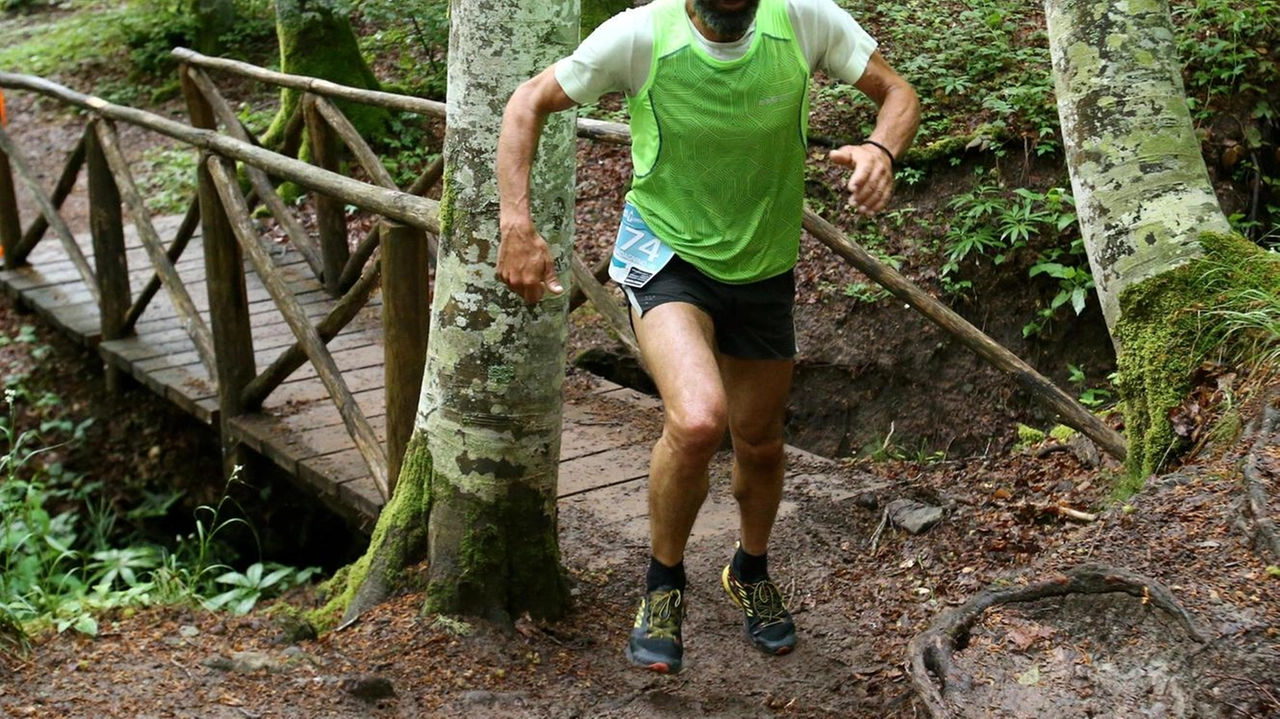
[0,88,6,126]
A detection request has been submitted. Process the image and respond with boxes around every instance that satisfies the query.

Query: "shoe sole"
[721,565,797,656]
[625,645,679,674]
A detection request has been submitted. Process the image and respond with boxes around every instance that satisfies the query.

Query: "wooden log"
[276,102,306,160]
[570,252,642,362]
[0,124,19,268]
[95,120,217,379]
[240,258,382,409]
[172,48,448,120]
[197,150,257,468]
[569,253,610,312]
[12,130,86,264]
[171,49,628,147]
[303,93,349,296]
[122,196,200,333]
[338,156,443,290]
[380,220,429,492]
[313,95,397,190]
[208,156,389,500]
[0,72,441,235]
[183,67,324,280]
[184,63,257,475]
[800,208,1128,461]
[0,124,99,304]
[85,119,130,393]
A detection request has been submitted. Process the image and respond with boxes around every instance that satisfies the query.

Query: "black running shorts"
[622,254,797,361]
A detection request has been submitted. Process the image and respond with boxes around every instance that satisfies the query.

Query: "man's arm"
[827,51,921,214]
[496,65,580,304]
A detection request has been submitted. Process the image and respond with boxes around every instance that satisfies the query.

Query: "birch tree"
[1047,0,1279,482]
[330,0,578,622]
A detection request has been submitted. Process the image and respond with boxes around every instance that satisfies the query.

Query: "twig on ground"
[869,508,890,552]
[1056,504,1098,523]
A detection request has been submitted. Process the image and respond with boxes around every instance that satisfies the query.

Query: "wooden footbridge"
[0,51,1126,534]
[0,51,664,532]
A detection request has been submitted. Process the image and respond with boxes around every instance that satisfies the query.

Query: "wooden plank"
[559,409,635,461]
[557,445,651,497]
[251,364,385,408]
[262,386,385,428]
[242,255,383,410]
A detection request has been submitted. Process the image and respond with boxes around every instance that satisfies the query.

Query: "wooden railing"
[0,49,1126,515]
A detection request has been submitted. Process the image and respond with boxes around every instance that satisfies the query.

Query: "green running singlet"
[625,0,811,284]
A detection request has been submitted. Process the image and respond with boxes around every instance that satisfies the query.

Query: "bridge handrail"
[0,71,440,235]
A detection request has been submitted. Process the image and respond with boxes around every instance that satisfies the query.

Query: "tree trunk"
[330,0,578,625]
[418,0,577,622]
[1046,0,1275,484]
[1046,0,1230,336]
[188,0,235,56]
[260,0,387,150]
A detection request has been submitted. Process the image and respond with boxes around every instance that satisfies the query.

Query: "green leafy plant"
[135,146,198,216]
[1067,364,1115,409]
[205,562,320,615]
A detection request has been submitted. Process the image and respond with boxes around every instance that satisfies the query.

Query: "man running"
[496,0,920,673]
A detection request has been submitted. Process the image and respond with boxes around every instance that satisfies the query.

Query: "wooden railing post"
[303,93,348,296]
[182,64,257,476]
[380,220,429,491]
[0,129,19,269]
[86,119,132,393]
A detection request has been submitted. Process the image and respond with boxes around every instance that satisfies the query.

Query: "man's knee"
[663,403,728,459]
[732,434,786,472]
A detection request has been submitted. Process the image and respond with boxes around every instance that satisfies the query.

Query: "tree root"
[1243,397,1280,562]
[907,563,1208,719]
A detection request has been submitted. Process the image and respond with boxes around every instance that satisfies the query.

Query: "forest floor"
[1,37,1279,719]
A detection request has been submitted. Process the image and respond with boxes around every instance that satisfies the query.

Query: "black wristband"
[861,139,896,164]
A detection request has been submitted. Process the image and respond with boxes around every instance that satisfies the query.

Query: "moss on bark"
[1115,233,1280,489]
[259,0,389,151]
[312,431,433,628]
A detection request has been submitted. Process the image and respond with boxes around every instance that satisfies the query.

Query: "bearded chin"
[692,0,760,38]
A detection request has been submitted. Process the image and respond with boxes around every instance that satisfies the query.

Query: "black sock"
[646,556,686,592]
[732,545,769,584]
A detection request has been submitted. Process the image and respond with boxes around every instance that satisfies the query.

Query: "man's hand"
[828,144,895,215]
[497,217,564,304]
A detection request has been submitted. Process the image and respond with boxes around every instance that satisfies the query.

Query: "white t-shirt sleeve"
[789,0,878,84]
[554,7,655,104]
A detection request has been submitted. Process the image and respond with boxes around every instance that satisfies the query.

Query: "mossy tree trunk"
[188,0,235,55]
[333,0,578,625]
[1046,0,1271,483]
[259,0,388,150]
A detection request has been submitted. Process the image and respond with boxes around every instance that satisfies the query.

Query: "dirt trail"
[1,77,1278,719]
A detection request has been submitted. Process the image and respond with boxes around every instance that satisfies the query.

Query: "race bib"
[608,204,675,288]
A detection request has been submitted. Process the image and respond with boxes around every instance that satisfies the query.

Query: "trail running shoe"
[721,564,797,655]
[625,587,685,674]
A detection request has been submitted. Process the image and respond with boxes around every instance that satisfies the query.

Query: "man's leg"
[633,301,726,568]
[624,300,726,674]
[720,355,793,555]
[719,354,797,655]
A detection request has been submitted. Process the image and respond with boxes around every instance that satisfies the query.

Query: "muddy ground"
[0,72,1278,718]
